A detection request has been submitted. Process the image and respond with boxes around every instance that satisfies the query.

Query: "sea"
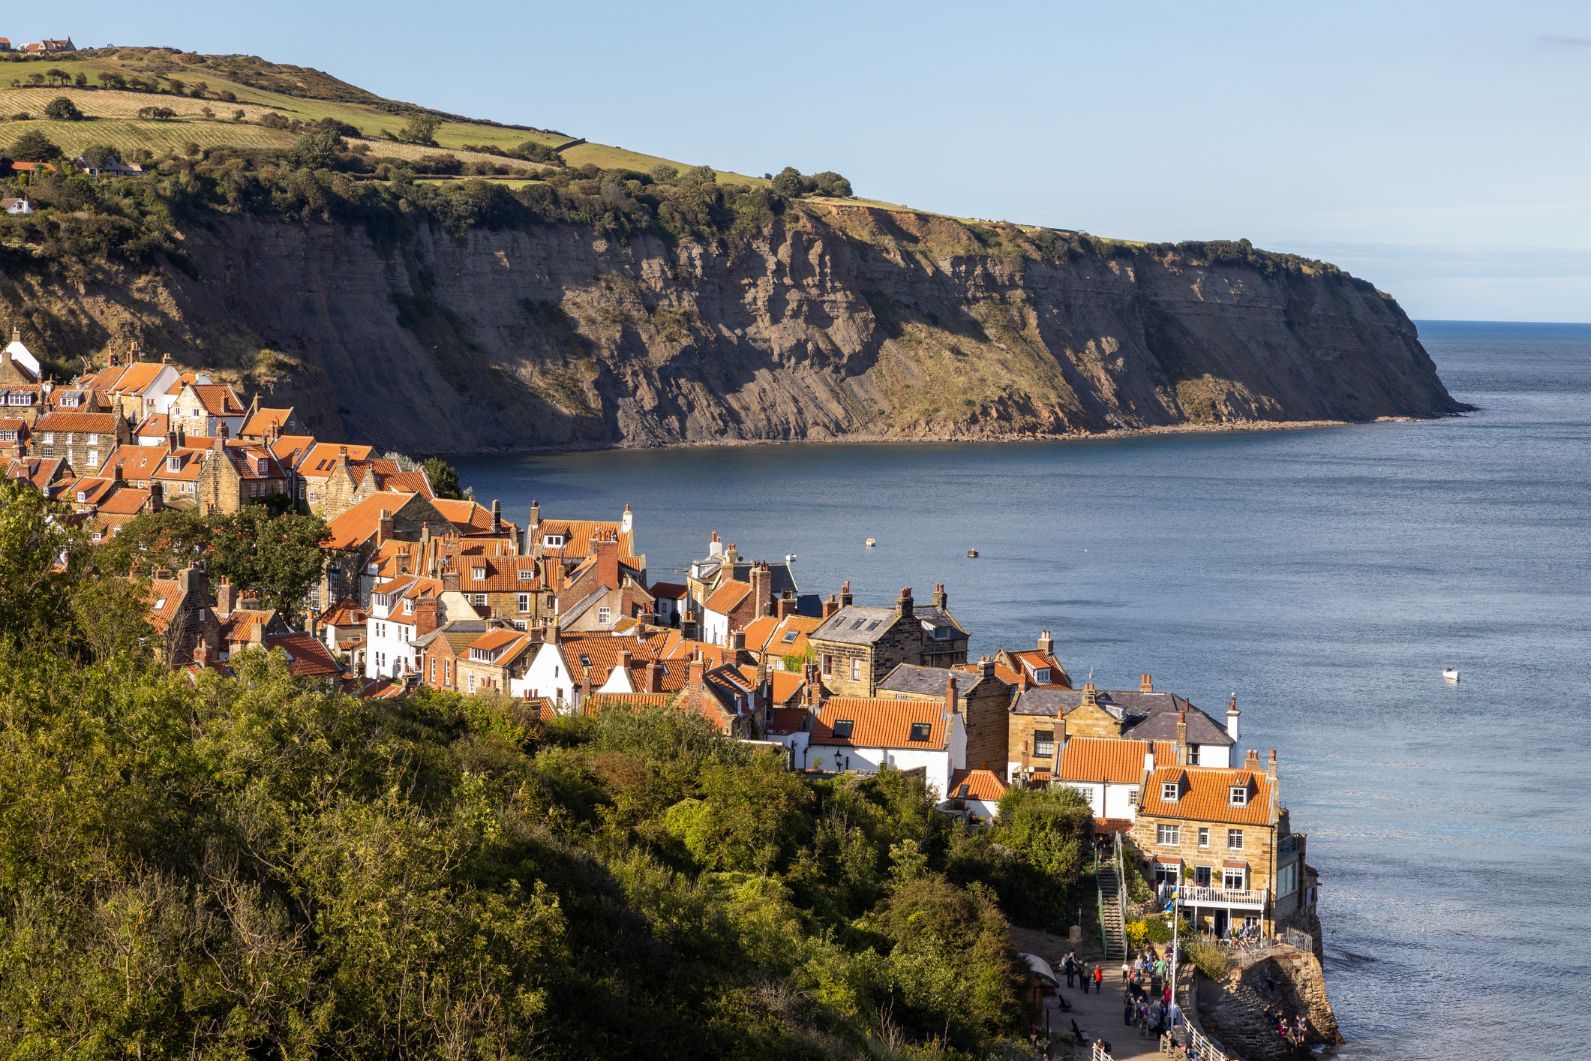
[456,320,1591,1060]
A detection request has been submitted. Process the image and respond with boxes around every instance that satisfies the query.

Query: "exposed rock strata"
[6,204,1464,454]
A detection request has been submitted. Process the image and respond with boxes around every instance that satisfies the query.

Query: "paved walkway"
[1044,971,1163,1061]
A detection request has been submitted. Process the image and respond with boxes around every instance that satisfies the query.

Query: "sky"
[23,1,1591,321]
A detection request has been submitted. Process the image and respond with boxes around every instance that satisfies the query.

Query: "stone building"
[31,409,129,473]
[879,657,1013,772]
[193,434,291,515]
[1129,742,1315,938]
[145,564,222,666]
[1008,678,1237,784]
[808,583,968,697]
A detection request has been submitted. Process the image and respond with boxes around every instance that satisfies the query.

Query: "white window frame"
[1229,785,1248,807]
[1227,828,1244,851]
[1161,781,1179,802]
[1198,827,1210,848]
[1222,867,1246,890]
[1156,824,1180,846]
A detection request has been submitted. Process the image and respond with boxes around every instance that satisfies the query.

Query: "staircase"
[1097,835,1127,960]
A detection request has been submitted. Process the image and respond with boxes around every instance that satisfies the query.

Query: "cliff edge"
[5,202,1464,454]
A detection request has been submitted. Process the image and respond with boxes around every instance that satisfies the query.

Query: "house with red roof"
[168,380,246,440]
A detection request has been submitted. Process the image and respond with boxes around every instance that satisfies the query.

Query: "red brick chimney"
[645,659,662,693]
[413,597,440,637]
[776,592,796,619]
[729,629,747,663]
[1140,673,1153,693]
[945,672,959,716]
[377,508,394,545]
[750,561,772,618]
[594,531,620,590]
[803,662,825,709]
[838,580,852,608]
[821,592,838,619]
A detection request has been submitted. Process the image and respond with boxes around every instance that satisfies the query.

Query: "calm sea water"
[457,320,1591,1060]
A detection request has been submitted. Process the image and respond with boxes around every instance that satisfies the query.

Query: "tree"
[0,479,87,646]
[231,108,246,122]
[420,457,462,500]
[42,96,84,121]
[397,112,440,146]
[97,72,125,90]
[287,125,344,170]
[9,130,62,162]
[136,106,177,121]
[771,166,805,198]
[73,72,87,88]
[24,73,44,87]
[45,68,70,86]
[206,507,329,619]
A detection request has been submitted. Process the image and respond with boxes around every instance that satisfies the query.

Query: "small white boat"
[1443,667,1460,683]
[865,537,876,548]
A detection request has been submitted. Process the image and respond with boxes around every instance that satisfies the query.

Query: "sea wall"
[1196,945,1341,1059]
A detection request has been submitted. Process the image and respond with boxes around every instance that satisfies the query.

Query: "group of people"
[1060,951,1105,994]
[1122,945,1181,1039]
[1273,1009,1311,1048]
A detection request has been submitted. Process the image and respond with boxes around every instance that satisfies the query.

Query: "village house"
[740,607,822,671]
[95,353,182,422]
[807,583,968,697]
[319,491,460,606]
[939,768,1009,821]
[145,564,222,666]
[168,380,246,439]
[649,581,688,627]
[454,627,538,696]
[23,38,75,54]
[314,598,368,671]
[0,416,26,460]
[5,455,67,496]
[1,196,30,216]
[415,619,492,692]
[527,501,640,579]
[1007,677,1238,785]
[515,630,652,712]
[549,531,652,633]
[1129,743,1315,939]
[880,656,1013,773]
[194,433,292,514]
[238,401,300,442]
[1051,735,1174,823]
[684,533,802,633]
[992,631,1072,688]
[790,677,967,798]
[0,330,40,383]
[31,409,128,473]
[364,572,482,679]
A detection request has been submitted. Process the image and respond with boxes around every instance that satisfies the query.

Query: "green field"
[0,49,763,183]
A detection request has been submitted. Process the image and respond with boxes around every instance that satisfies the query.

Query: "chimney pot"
[1140,673,1153,693]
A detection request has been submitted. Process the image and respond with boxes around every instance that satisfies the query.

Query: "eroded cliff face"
[6,204,1463,454]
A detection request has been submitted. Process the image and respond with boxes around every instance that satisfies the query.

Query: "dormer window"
[831,719,854,739]
[1161,781,1180,802]
[255,458,267,476]
[1229,785,1248,807]
[403,599,414,614]
[1034,667,1051,683]
[166,456,181,472]
[472,566,486,580]
[908,722,931,742]
[543,534,565,548]
[76,490,87,503]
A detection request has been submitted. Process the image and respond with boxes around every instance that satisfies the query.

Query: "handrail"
[1091,1040,1115,1061]
[1160,1025,1231,1061]
[1095,846,1107,956]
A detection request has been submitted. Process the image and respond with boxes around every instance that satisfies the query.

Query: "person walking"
[1093,965,1104,994]
[1078,961,1089,994]
[1123,992,1136,1026]
[1064,951,1076,988]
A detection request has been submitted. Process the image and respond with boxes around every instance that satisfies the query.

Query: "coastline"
[436,414,1455,459]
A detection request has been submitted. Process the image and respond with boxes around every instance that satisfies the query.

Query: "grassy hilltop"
[0,46,764,182]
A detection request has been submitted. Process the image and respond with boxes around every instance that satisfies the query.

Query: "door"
[1212,909,1229,938]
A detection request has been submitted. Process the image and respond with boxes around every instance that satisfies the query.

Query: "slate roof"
[811,603,964,646]
[878,663,977,698]
[1011,687,1234,747]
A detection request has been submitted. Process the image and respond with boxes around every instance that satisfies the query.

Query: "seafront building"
[0,333,1321,939]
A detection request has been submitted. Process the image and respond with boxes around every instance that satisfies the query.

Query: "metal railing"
[1091,1041,1116,1061]
[1174,884,1266,907]
[1160,1026,1230,1061]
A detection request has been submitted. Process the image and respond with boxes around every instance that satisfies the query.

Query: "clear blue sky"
[26,1,1591,321]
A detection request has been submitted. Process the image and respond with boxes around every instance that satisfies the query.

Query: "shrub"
[43,97,84,121]
[9,130,62,162]
[397,112,440,146]
[1185,937,1231,981]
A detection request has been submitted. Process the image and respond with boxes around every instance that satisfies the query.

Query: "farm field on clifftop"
[0,49,760,181]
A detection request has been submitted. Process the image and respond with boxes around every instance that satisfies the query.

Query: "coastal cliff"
[5,203,1463,454]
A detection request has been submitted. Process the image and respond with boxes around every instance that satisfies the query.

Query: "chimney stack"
[1038,629,1053,657]
[1140,673,1153,693]
[750,561,772,618]
[1175,707,1188,765]
[776,591,796,619]
[895,586,913,620]
[528,500,541,533]
[729,629,747,662]
[803,661,825,709]
[594,531,620,590]
[945,672,959,716]
[620,502,632,536]
[821,592,838,619]
[723,542,739,570]
[1267,748,1278,780]
[932,582,947,610]
[491,498,502,533]
[978,655,994,679]
[215,576,235,617]
[838,580,852,608]
[149,481,163,511]
[413,597,440,638]
[377,508,394,545]
[645,659,662,693]
[1226,693,1241,742]
[708,530,722,558]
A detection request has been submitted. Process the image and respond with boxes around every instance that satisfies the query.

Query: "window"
[472,593,488,607]
[1152,862,1180,886]
[1222,867,1246,891]
[1198,827,1210,848]
[781,629,798,644]
[1161,781,1180,802]
[832,719,854,739]
[542,534,564,548]
[597,606,611,625]
[517,593,530,613]
[822,654,833,675]
[1227,829,1244,851]
[472,566,487,580]
[166,455,181,472]
[1229,785,1248,807]
[403,599,414,614]
[1033,729,1055,757]
[1156,824,1180,846]
[908,722,931,742]
[1034,667,1051,683]
[1277,861,1298,897]
[467,674,476,693]
[850,658,861,681]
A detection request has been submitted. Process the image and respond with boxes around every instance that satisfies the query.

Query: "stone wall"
[1195,946,1341,1059]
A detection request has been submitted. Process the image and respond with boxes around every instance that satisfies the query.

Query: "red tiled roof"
[96,487,151,515]
[263,632,343,677]
[1138,761,1276,826]
[1056,737,1175,785]
[103,362,168,395]
[649,581,687,599]
[296,442,373,478]
[704,579,751,614]
[810,697,948,750]
[470,628,523,653]
[433,497,506,535]
[34,411,120,434]
[186,383,244,416]
[535,517,632,558]
[134,413,169,438]
[240,407,293,437]
[324,491,419,550]
[317,599,366,627]
[947,768,1007,803]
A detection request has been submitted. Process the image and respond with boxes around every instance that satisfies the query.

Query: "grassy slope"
[0,48,762,182]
